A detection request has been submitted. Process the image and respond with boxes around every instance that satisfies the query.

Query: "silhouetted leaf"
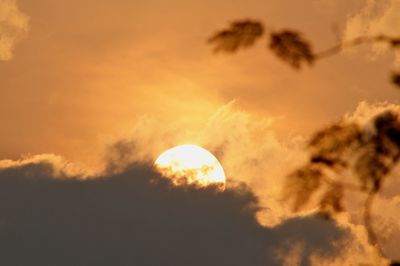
[390,38,400,47]
[269,30,314,69]
[392,72,400,87]
[319,183,344,216]
[355,150,388,192]
[374,111,400,150]
[352,111,400,192]
[284,164,323,211]
[208,20,264,53]
[310,156,345,167]
[390,261,400,266]
[374,111,398,131]
[309,123,361,166]
[287,110,400,211]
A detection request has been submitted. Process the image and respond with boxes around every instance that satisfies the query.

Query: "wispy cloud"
[344,0,400,66]
[0,0,29,60]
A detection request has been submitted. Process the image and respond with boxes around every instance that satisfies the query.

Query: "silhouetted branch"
[363,192,383,257]
[209,19,400,264]
[209,20,400,86]
[315,34,399,59]
[283,111,400,263]
[320,174,361,192]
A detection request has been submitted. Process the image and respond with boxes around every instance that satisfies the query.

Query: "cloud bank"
[104,102,307,227]
[0,156,350,265]
[1,101,399,265]
[103,101,400,264]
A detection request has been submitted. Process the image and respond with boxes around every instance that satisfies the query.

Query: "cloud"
[101,101,400,264]
[103,102,308,226]
[1,0,398,168]
[0,0,28,60]
[0,153,91,178]
[333,101,400,262]
[343,0,400,65]
[1,101,399,265]
[0,155,349,266]
[197,102,309,226]
[344,100,400,124]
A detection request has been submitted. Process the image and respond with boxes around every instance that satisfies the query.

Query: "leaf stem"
[315,35,395,60]
[364,192,385,258]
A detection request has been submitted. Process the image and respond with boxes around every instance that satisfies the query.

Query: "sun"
[154,144,226,189]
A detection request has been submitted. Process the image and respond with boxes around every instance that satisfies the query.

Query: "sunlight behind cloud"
[154,144,226,189]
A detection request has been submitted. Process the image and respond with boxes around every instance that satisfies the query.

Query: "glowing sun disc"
[154,144,226,189]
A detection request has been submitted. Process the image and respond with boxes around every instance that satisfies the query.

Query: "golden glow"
[154,144,226,189]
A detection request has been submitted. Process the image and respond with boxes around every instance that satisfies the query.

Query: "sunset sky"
[1,0,400,265]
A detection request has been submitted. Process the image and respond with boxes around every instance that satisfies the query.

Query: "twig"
[315,34,394,60]
[364,192,385,258]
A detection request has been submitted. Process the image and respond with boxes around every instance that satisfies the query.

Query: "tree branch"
[315,34,398,60]
[364,192,385,258]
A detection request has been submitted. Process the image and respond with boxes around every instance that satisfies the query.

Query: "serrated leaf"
[319,184,344,215]
[392,72,400,87]
[390,38,400,47]
[269,30,314,69]
[308,123,361,164]
[284,164,323,211]
[208,20,264,53]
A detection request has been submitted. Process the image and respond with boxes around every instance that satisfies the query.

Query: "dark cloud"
[0,159,349,265]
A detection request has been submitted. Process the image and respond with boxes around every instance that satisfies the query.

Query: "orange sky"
[1,1,400,263]
[1,0,399,167]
